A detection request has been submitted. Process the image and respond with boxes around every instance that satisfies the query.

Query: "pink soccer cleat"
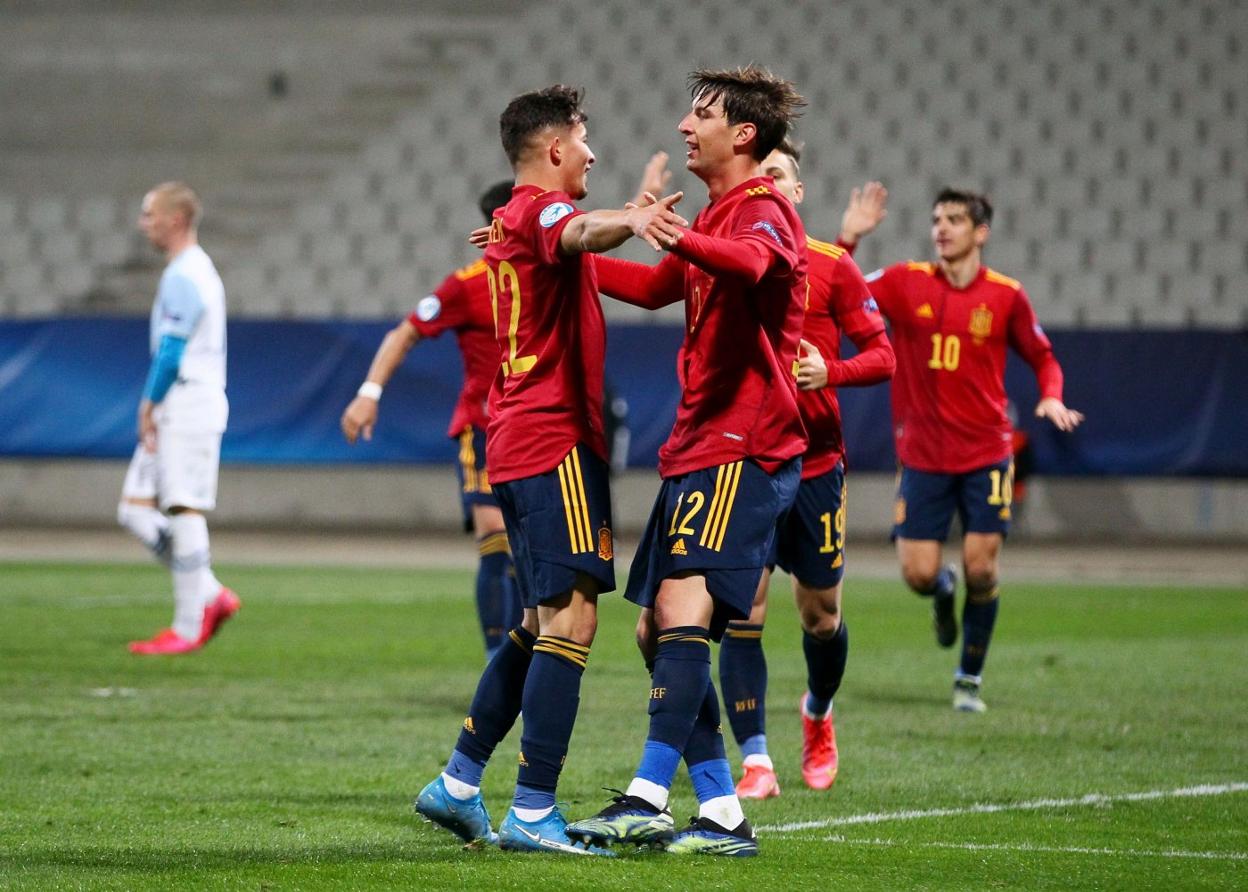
[735,762,781,800]
[198,587,241,644]
[800,696,839,791]
[128,628,201,655]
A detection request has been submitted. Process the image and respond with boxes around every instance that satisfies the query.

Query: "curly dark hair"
[499,85,588,166]
[687,66,806,160]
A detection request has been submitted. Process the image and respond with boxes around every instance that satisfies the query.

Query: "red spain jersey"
[661,177,809,478]
[407,259,496,439]
[868,262,1063,474]
[799,237,889,478]
[483,184,607,483]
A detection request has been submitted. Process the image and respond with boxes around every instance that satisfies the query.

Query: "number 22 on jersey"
[487,260,537,376]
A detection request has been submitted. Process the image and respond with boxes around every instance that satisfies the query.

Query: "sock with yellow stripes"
[475,532,512,654]
[718,622,768,758]
[512,635,590,812]
[447,626,536,787]
[960,583,999,677]
[627,626,711,806]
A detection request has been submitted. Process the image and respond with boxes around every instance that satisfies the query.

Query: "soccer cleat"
[932,563,959,648]
[953,677,987,713]
[565,791,675,847]
[128,628,201,655]
[498,806,614,856]
[414,776,497,845]
[664,816,758,856]
[198,587,241,645]
[735,762,780,800]
[800,696,839,790]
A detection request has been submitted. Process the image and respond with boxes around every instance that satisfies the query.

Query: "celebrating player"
[567,66,808,857]
[119,182,239,654]
[718,141,895,800]
[864,188,1083,712]
[341,181,521,658]
[413,84,685,855]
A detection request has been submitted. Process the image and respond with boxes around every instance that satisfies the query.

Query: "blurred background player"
[569,66,808,857]
[413,84,686,855]
[863,187,1084,712]
[119,182,239,655]
[341,180,521,659]
[717,140,896,800]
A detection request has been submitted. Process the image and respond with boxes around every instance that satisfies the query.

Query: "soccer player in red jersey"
[717,140,896,800]
[414,84,685,855]
[568,66,808,857]
[864,188,1084,712]
[341,182,520,659]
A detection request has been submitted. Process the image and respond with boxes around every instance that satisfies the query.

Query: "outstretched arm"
[559,191,687,255]
[341,319,421,444]
[837,181,889,253]
[595,253,684,309]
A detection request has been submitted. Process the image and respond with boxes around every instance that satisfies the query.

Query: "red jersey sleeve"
[863,263,907,319]
[407,266,473,338]
[527,194,585,265]
[827,256,894,387]
[594,254,684,309]
[1008,288,1064,400]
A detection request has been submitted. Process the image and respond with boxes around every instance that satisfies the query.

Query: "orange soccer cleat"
[198,587,242,645]
[800,697,839,790]
[128,628,202,655]
[735,761,780,800]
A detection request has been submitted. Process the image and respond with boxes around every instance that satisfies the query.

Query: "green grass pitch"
[1,559,1245,890]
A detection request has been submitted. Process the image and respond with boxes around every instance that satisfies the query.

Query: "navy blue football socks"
[960,585,999,678]
[447,625,535,782]
[634,626,711,788]
[475,534,514,653]
[513,635,590,810]
[926,565,956,599]
[802,621,848,716]
[683,678,736,804]
[718,622,767,753]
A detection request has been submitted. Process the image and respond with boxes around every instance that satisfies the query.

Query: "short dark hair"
[774,136,804,169]
[478,180,514,222]
[498,85,588,166]
[688,66,806,161]
[934,187,993,227]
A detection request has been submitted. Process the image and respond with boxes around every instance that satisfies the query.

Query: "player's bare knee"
[902,564,938,594]
[800,606,842,639]
[965,573,999,603]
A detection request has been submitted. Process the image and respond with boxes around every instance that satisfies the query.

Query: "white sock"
[625,777,669,811]
[440,772,479,800]
[742,753,773,770]
[512,805,554,822]
[698,793,744,830]
[117,502,171,566]
[169,513,214,641]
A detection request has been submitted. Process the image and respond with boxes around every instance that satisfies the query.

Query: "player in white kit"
[119,182,240,655]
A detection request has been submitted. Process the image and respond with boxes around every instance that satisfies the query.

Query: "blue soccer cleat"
[414,776,497,845]
[498,806,615,856]
[664,816,759,856]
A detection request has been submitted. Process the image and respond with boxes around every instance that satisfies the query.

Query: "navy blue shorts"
[772,461,847,589]
[625,458,801,639]
[456,425,499,533]
[892,458,1014,542]
[492,444,615,608]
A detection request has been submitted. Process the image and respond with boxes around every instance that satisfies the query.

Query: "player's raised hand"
[468,225,491,250]
[839,180,889,246]
[629,190,688,251]
[631,151,672,207]
[796,338,829,391]
[1035,396,1084,432]
[341,396,379,444]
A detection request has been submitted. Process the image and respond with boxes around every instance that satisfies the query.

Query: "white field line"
[761,782,1248,834]
[824,836,1248,862]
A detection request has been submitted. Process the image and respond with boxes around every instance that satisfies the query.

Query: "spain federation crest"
[969,303,994,340]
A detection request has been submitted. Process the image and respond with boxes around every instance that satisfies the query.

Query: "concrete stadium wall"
[2,459,1246,543]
